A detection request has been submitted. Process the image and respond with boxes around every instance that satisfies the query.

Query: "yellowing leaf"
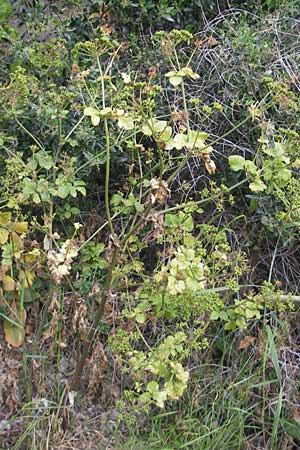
[4,319,23,347]
[0,212,11,226]
[19,269,35,288]
[24,251,40,263]
[0,228,9,245]
[99,107,113,117]
[117,115,134,130]
[13,222,28,234]
[168,75,182,87]
[84,106,98,117]
[84,106,100,126]
[2,275,15,291]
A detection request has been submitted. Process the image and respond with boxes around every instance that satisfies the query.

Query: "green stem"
[97,56,118,242]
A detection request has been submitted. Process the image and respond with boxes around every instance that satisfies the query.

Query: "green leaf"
[99,107,113,117]
[159,126,172,142]
[228,155,245,172]
[135,313,146,324]
[164,214,178,227]
[36,151,54,170]
[141,123,153,136]
[245,160,257,175]
[281,419,300,442]
[134,200,143,213]
[76,186,86,196]
[147,381,159,394]
[181,66,200,80]
[210,311,220,320]
[168,75,182,87]
[166,133,188,150]
[165,71,183,86]
[84,106,98,117]
[249,177,267,193]
[153,390,167,408]
[57,185,70,198]
[117,115,134,130]
[0,0,11,23]
[153,120,167,133]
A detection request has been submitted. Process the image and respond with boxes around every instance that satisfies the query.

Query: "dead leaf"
[100,25,114,35]
[204,159,216,174]
[238,335,255,350]
[207,36,219,47]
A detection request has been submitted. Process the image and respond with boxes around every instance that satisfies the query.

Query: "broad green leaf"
[135,313,146,324]
[147,381,159,394]
[210,311,220,320]
[181,66,200,80]
[276,168,291,187]
[164,213,178,227]
[166,133,188,150]
[134,200,143,213]
[141,119,168,136]
[36,151,53,170]
[76,186,86,196]
[186,130,209,150]
[57,185,70,198]
[249,177,267,192]
[228,155,245,172]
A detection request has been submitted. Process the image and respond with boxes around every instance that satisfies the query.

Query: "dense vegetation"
[1,0,300,449]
